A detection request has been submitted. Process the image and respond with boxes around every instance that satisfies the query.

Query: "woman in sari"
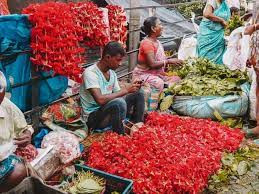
[197,0,231,64]
[132,16,183,92]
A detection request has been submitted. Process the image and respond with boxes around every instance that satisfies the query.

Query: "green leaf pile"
[160,95,174,111]
[167,58,249,97]
[169,76,243,96]
[206,143,259,194]
[225,15,244,36]
[169,58,249,81]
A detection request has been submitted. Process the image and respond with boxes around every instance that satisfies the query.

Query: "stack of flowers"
[87,112,244,193]
[106,5,128,47]
[69,2,110,48]
[23,2,85,83]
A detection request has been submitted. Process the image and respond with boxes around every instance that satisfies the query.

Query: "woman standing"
[132,16,182,92]
[197,0,231,64]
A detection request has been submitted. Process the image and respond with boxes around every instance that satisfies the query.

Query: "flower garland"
[23,2,85,83]
[106,5,128,47]
[87,112,244,193]
[23,2,127,82]
[69,2,109,48]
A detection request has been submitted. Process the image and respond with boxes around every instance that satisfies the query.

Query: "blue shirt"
[79,64,120,115]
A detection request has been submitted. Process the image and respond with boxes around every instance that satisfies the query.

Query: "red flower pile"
[15,144,38,162]
[23,2,85,83]
[69,2,110,48]
[106,5,128,47]
[87,112,244,193]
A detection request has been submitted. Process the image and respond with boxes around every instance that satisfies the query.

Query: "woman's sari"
[133,39,180,91]
[197,0,230,64]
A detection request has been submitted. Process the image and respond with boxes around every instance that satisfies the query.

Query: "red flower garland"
[23,2,85,83]
[69,2,109,48]
[15,144,38,162]
[106,5,128,47]
[87,112,244,193]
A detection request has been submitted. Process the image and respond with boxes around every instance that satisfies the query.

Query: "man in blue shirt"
[80,41,145,134]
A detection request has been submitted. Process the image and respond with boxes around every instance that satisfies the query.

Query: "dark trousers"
[87,91,145,134]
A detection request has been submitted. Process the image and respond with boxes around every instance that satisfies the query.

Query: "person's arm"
[89,88,128,106]
[203,4,227,27]
[89,82,140,106]
[145,52,167,69]
[244,23,259,35]
[84,70,140,106]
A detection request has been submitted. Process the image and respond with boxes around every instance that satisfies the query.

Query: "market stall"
[1,0,259,194]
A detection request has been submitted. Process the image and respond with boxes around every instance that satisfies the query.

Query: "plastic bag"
[41,131,81,164]
[178,35,197,60]
[248,67,256,120]
[223,27,250,72]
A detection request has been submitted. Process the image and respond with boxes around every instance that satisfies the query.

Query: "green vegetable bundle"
[169,76,242,96]
[225,15,244,36]
[175,2,205,18]
[62,171,105,194]
[206,143,259,193]
[167,58,249,97]
[169,58,249,82]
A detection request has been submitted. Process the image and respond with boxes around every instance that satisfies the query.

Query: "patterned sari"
[133,39,180,92]
[197,0,230,64]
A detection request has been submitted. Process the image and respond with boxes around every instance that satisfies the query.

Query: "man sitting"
[80,41,145,134]
[0,71,34,192]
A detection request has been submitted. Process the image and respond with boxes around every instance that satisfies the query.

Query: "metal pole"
[128,0,140,72]
[31,66,40,132]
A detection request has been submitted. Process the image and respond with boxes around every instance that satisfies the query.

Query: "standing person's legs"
[124,91,145,123]
[87,98,127,134]
[248,67,259,137]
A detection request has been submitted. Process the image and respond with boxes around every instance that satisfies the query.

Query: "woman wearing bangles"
[197,0,231,65]
[132,16,183,92]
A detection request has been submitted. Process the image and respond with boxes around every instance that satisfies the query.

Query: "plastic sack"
[172,83,250,119]
[178,35,197,60]
[248,67,256,120]
[41,131,80,164]
[0,15,68,111]
[141,86,160,111]
[223,27,250,72]
[191,12,199,34]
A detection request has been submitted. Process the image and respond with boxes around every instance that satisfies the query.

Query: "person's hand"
[167,58,183,66]
[254,66,259,78]
[221,20,227,28]
[125,82,141,93]
[14,130,32,146]
[133,79,143,85]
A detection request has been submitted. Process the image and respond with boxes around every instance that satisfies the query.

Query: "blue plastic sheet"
[0,14,68,111]
[32,128,50,148]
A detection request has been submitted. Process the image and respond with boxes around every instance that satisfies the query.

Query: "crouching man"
[0,71,34,192]
[80,41,145,134]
